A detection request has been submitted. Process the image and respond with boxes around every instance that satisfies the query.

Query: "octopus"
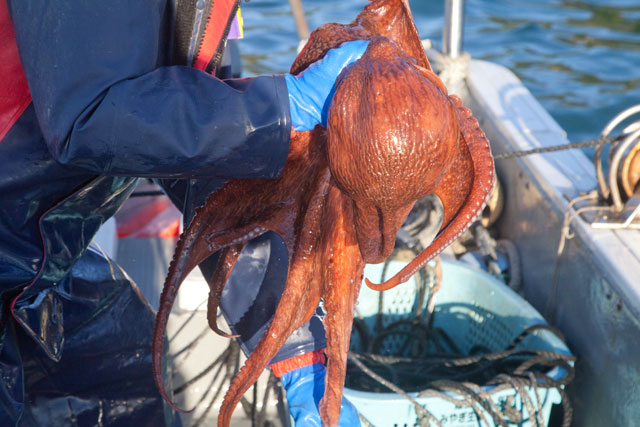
[152,0,494,425]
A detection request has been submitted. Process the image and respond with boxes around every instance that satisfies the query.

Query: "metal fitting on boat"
[583,104,640,229]
[595,104,640,207]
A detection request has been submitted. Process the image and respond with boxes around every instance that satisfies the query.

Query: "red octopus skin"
[151,0,494,425]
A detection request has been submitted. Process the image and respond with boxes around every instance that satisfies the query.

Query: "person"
[0,0,367,425]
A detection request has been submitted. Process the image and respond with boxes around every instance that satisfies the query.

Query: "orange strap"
[269,349,327,377]
[0,0,31,141]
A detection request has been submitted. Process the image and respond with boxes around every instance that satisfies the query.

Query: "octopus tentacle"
[365,96,494,291]
[290,24,369,75]
[207,243,245,338]
[152,217,283,413]
[151,185,300,412]
[217,169,332,427]
[319,184,365,425]
[153,131,327,414]
[290,0,428,75]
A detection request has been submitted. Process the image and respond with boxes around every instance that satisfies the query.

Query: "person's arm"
[8,0,290,179]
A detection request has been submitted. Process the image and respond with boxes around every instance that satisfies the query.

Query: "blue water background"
[239,0,639,146]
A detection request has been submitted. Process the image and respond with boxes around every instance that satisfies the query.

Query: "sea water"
[240,0,640,147]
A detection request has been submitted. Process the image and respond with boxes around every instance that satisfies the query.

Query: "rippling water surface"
[240,0,640,145]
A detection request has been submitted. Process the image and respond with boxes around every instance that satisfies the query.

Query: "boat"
[445,10,640,427]
[94,0,640,425]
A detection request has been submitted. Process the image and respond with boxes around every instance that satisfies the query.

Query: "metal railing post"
[442,0,465,58]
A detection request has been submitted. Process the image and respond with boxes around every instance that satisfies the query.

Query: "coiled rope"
[348,323,576,427]
[348,254,576,427]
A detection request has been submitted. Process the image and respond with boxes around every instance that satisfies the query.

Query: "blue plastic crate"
[344,258,572,426]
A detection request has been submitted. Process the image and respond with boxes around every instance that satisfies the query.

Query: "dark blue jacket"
[0,1,323,424]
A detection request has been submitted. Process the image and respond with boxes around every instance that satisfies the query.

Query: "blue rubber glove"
[285,40,369,131]
[281,363,361,426]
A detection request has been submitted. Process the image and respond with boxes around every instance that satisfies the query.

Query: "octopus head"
[326,40,459,263]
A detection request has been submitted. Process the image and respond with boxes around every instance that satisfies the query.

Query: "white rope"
[422,40,470,95]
